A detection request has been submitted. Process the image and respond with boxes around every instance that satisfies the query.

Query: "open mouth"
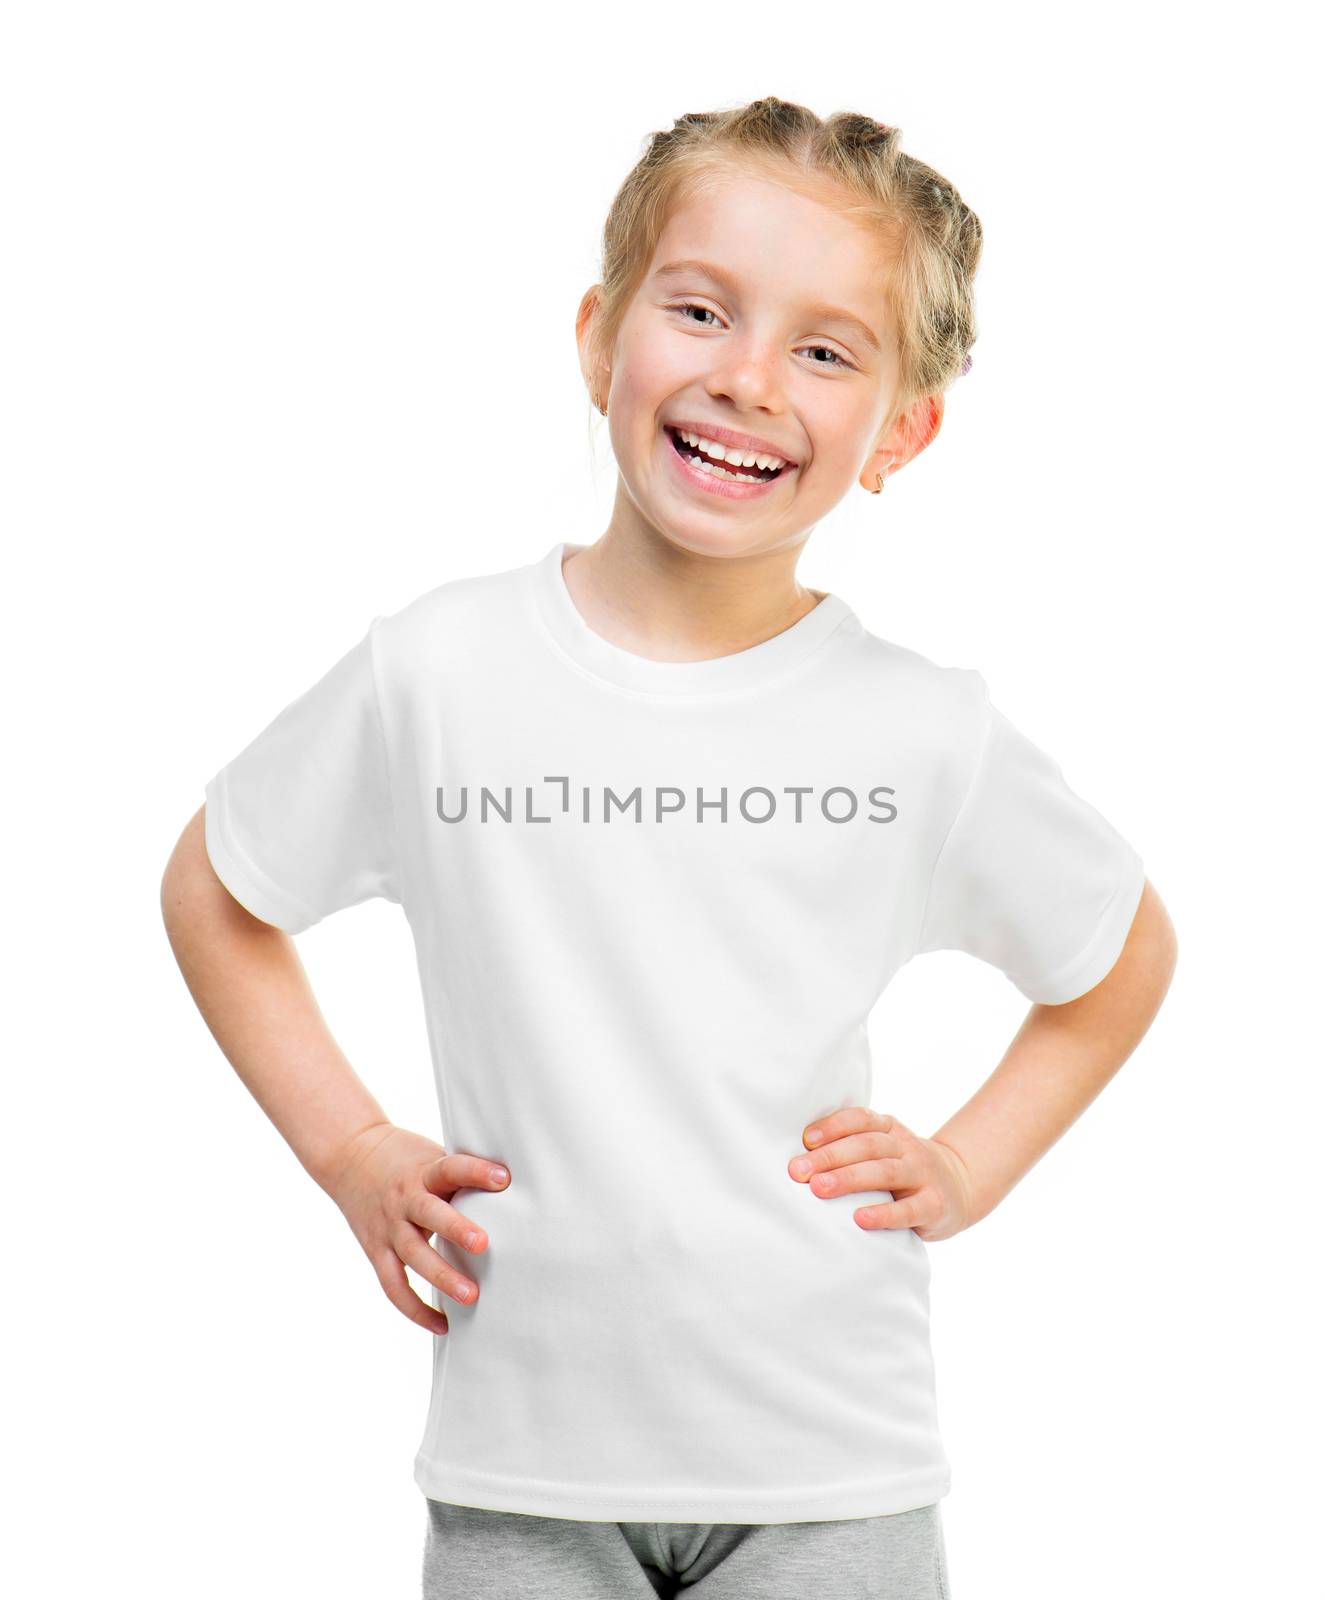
[663,425,791,485]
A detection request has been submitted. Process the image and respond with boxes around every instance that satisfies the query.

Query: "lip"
[664,419,801,468]
[662,423,796,501]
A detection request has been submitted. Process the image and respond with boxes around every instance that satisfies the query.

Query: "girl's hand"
[321,1122,511,1335]
[787,1108,975,1242]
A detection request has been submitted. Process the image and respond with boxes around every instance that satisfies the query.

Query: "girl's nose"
[704,350,788,413]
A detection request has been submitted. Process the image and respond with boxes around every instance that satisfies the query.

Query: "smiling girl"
[164,97,1177,1599]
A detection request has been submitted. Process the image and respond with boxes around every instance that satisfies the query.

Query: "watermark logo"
[436,777,899,825]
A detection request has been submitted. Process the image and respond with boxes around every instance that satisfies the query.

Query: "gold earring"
[869,472,884,494]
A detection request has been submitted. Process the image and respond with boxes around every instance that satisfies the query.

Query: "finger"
[804,1109,899,1148]
[808,1156,911,1196]
[804,1107,871,1147]
[422,1150,511,1197]
[789,1131,904,1180]
[853,1193,929,1231]
[393,1222,479,1307]
[374,1250,450,1335]
[405,1191,490,1254]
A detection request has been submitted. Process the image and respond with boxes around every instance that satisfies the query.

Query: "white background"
[4,3,1320,1595]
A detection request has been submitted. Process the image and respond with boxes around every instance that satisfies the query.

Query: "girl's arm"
[162,807,394,1193]
[161,806,509,1334]
[930,877,1178,1228]
[790,880,1178,1238]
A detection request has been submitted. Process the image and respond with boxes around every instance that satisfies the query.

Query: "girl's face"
[583,167,939,563]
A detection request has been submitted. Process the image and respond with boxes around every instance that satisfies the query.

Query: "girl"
[164,97,1177,1600]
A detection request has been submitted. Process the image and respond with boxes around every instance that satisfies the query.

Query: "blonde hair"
[588,97,982,441]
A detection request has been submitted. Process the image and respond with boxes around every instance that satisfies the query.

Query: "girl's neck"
[560,529,827,666]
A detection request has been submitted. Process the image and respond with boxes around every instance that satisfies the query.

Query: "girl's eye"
[800,344,850,368]
[667,303,854,369]
[674,301,722,329]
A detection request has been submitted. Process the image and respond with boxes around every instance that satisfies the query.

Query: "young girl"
[164,98,1177,1599]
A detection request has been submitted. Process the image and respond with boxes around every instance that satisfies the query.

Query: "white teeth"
[691,455,766,484]
[678,428,788,472]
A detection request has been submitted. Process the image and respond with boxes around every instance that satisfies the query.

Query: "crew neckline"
[526,540,857,696]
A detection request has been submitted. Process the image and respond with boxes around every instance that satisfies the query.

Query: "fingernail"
[805,1129,823,1145]
[790,1157,812,1178]
[491,1166,508,1183]
[464,1231,481,1250]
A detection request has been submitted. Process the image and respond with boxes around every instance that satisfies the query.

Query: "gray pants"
[423,1498,951,1599]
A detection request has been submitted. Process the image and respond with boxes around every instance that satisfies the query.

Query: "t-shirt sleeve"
[202,618,401,934]
[915,675,1146,1004]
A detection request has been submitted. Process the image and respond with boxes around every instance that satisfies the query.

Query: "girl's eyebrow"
[652,257,883,355]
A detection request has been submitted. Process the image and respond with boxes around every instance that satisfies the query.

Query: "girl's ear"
[860,392,945,491]
[902,391,945,458]
[575,286,609,405]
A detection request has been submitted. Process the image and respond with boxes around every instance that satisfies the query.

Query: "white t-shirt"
[203,539,1146,1524]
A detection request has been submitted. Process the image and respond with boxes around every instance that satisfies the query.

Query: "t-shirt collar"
[526,540,856,697]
